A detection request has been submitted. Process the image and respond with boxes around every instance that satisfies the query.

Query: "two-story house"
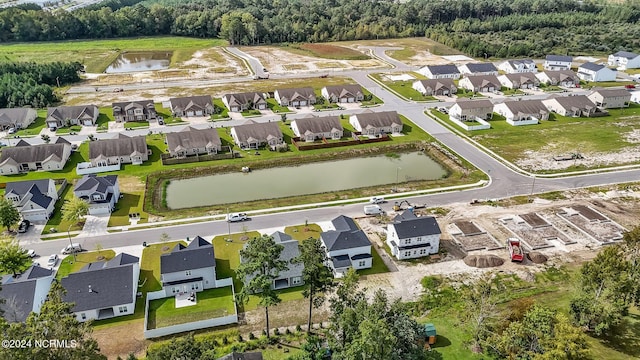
[230,120,284,149]
[0,138,71,174]
[0,108,37,130]
[498,59,537,74]
[576,62,617,82]
[411,79,457,96]
[112,100,157,122]
[46,105,98,129]
[291,116,343,142]
[0,265,54,323]
[543,55,573,71]
[349,111,403,136]
[160,236,217,296]
[5,179,57,221]
[73,174,120,215]
[417,64,461,79]
[274,87,317,107]
[608,51,640,70]
[241,232,304,290]
[493,100,549,126]
[449,100,494,122]
[169,96,215,117]
[587,88,631,109]
[320,215,372,277]
[386,211,441,260]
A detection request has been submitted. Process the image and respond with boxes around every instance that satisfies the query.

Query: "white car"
[369,197,385,204]
[26,249,36,258]
[226,213,248,222]
[46,254,58,267]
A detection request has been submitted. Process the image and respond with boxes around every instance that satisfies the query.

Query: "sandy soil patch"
[516,146,640,171]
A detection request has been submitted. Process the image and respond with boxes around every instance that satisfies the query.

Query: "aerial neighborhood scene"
[1,0,640,359]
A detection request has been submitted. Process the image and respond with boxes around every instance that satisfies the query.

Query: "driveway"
[79,214,110,238]
[15,221,46,246]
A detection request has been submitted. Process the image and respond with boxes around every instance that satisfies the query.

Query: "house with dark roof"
[217,352,264,360]
[587,88,631,109]
[498,72,540,89]
[386,211,441,260]
[222,92,267,112]
[166,126,222,157]
[417,64,461,79]
[73,174,120,215]
[112,100,157,122]
[320,215,372,276]
[230,120,284,149]
[458,75,501,93]
[88,133,148,167]
[0,265,54,323]
[449,100,494,122]
[577,62,617,82]
[535,70,580,87]
[411,79,457,96]
[349,110,403,136]
[608,51,640,70]
[497,59,537,74]
[291,116,343,142]
[274,87,317,107]
[543,55,573,71]
[494,100,549,126]
[46,105,98,129]
[5,179,57,221]
[457,62,499,76]
[61,253,140,322]
[321,85,364,103]
[169,96,215,117]
[542,95,598,117]
[160,236,217,296]
[0,108,37,130]
[241,232,304,290]
[0,138,71,174]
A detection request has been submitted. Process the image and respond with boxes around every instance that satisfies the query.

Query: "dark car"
[18,220,30,233]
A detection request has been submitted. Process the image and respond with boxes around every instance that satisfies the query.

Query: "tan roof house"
[0,138,71,174]
[411,79,457,96]
[112,100,157,123]
[291,116,343,142]
[222,92,267,112]
[458,75,501,93]
[493,100,549,126]
[542,95,598,117]
[89,133,148,166]
[169,96,215,117]
[230,120,283,149]
[349,111,403,136]
[165,126,222,157]
[535,70,580,87]
[274,87,316,107]
[498,73,540,89]
[449,100,494,121]
[587,88,631,109]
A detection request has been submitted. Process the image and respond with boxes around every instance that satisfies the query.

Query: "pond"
[105,51,172,73]
[165,152,448,209]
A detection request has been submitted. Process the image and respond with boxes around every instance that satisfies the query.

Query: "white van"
[61,243,82,254]
[364,205,384,215]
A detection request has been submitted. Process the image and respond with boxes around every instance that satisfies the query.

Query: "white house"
[73,175,120,215]
[494,100,549,126]
[291,116,343,142]
[5,179,58,222]
[587,88,631,109]
[417,64,461,79]
[542,95,598,117]
[498,73,539,89]
[449,100,494,121]
[457,62,499,76]
[61,253,140,322]
[230,120,284,149]
[543,55,573,71]
[536,70,580,87]
[321,85,364,103]
[458,75,501,93]
[386,211,441,260]
[412,79,457,96]
[0,108,37,130]
[576,62,617,82]
[608,51,640,70]
[0,265,54,323]
[320,215,372,277]
[274,87,316,107]
[160,236,217,296]
[498,59,537,74]
[0,138,71,174]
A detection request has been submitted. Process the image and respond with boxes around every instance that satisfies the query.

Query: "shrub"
[249,332,256,340]
[274,328,281,336]
[295,324,302,332]
[238,334,244,342]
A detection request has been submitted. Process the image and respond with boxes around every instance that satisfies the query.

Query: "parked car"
[369,196,386,204]
[61,243,82,254]
[113,87,123,92]
[625,84,636,89]
[26,249,36,258]
[226,213,248,222]
[7,128,16,134]
[47,254,58,267]
[364,205,385,215]
[18,219,30,233]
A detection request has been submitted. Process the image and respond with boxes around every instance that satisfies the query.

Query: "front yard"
[370,73,437,101]
[56,250,116,279]
[42,183,83,235]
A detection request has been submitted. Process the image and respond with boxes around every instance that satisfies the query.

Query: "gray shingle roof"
[415,79,456,91]
[89,134,147,160]
[507,59,535,67]
[0,280,36,322]
[500,100,548,116]
[463,75,500,88]
[322,84,363,99]
[0,108,35,128]
[424,64,460,75]
[275,87,316,102]
[6,179,52,198]
[292,116,342,135]
[590,88,632,98]
[332,215,359,232]
[545,55,573,62]
[549,95,596,110]
[393,215,442,240]
[503,72,538,83]
[217,351,264,360]
[464,62,498,73]
[25,185,54,209]
[74,174,117,194]
[232,120,283,144]
[223,92,266,107]
[539,70,579,83]
[454,99,494,110]
[47,105,98,122]
[0,142,67,165]
[613,51,639,59]
[270,232,303,279]
[352,111,403,129]
[322,215,371,252]
[169,96,213,112]
[579,62,606,72]
[166,127,221,153]
[112,100,155,113]
[331,255,352,269]
[160,236,216,274]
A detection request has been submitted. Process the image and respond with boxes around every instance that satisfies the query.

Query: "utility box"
[424,323,437,345]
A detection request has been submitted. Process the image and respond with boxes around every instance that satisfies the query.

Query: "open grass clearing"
[284,224,323,241]
[283,43,369,60]
[124,121,150,129]
[336,37,462,57]
[581,80,636,88]
[499,87,525,96]
[56,250,115,280]
[370,73,437,101]
[266,98,290,113]
[211,98,230,120]
[108,176,148,227]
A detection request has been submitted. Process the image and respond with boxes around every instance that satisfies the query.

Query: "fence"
[76,162,121,175]
[449,117,491,131]
[143,278,237,339]
[55,179,68,197]
[161,151,239,165]
[291,134,390,151]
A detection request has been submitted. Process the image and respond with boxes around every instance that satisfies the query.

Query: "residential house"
[417,64,461,79]
[160,236,217,296]
[73,174,120,215]
[88,133,148,167]
[498,72,540,89]
[321,85,364,103]
[5,179,57,221]
[543,55,573,71]
[629,90,640,103]
[112,100,156,122]
[535,70,580,87]
[274,87,316,107]
[165,126,222,157]
[169,96,215,117]
[241,232,304,290]
[0,265,54,323]
[576,62,617,82]
[411,79,457,96]
[458,75,501,93]
[46,105,98,129]
[497,59,538,74]
[222,92,267,112]
[587,88,631,109]
[0,108,37,130]
[386,211,441,260]
[230,120,283,149]
[449,100,494,121]
[608,51,640,70]
[457,62,499,76]
[349,111,403,136]
[494,100,550,126]
[61,253,140,322]
[320,215,372,276]
[0,137,71,174]
[291,116,343,142]
[217,352,264,360]
[542,95,598,117]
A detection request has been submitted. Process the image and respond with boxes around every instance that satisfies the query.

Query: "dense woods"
[1,0,640,56]
[0,62,81,108]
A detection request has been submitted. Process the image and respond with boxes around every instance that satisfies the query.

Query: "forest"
[0,62,81,108]
[1,0,640,56]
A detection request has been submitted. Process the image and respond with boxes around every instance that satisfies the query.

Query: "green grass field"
[370,73,437,101]
[140,241,187,293]
[56,250,115,279]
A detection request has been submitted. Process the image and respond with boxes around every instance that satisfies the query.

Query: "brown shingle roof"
[166,127,221,152]
[232,121,282,144]
[89,134,147,160]
[169,96,213,112]
[293,116,342,135]
[352,111,403,128]
[0,143,67,165]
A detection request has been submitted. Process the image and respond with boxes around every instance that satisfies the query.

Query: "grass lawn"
[361,88,383,106]
[147,286,236,329]
[284,224,322,241]
[15,111,47,137]
[140,241,187,293]
[370,74,436,101]
[42,184,84,235]
[154,103,185,126]
[581,80,636,88]
[386,48,416,62]
[123,121,150,129]
[211,99,230,120]
[499,87,524,96]
[56,125,82,134]
[107,191,147,227]
[241,109,262,117]
[358,246,389,276]
[266,98,290,113]
[282,43,369,60]
[56,250,115,279]
[456,89,485,98]
[313,102,339,110]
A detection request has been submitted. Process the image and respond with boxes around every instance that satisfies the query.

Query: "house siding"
[449,104,494,121]
[161,267,216,296]
[386,224,440,260]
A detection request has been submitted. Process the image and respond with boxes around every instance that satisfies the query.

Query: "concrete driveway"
[79,214,110,238]
[15,221,46,246]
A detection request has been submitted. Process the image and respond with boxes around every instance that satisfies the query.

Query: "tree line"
[1,0,639,55]
[0,62,80,108]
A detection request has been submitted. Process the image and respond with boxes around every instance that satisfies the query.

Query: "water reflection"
[105,51,172,73]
